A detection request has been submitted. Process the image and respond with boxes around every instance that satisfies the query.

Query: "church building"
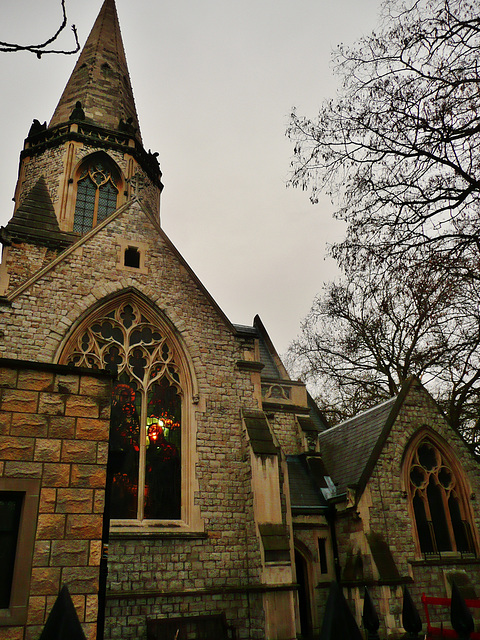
[0,2,479,639]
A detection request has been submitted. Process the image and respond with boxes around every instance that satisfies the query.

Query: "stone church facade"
[0,2,478,640]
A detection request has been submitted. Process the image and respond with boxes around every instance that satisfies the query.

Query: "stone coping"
[0,357,116,378]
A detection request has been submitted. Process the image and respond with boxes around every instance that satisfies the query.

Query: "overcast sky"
[0,0,382,357]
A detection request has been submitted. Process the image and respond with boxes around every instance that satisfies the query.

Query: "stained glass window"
[73,158,119,233]
[408,439,475,556]
[64,301,182,521]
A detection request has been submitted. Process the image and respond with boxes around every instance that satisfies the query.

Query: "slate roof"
[287,455,329,512]
[4,178,76,249]
[242,408,277,455]
[307,392,329,432]
[258,335,281,378]
[318,396,399,496]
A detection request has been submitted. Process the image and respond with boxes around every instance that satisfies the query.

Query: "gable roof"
[318,379,417,497]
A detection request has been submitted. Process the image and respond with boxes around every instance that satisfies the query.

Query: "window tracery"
[73,156,120,233]
[407,438,475,556]
[62,300,183,521]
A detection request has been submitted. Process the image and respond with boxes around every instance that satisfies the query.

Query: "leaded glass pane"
[145,379,181,519]
[74,176,96,233]
[418,443,437,470]
[110,381,141,519]
[449,495,471,553]
[413,493,434,554]
[427,478,452,551]
[97,181,118,222]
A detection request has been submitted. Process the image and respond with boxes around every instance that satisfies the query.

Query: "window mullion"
[137,388,147,522]
[93,187,100,227]
[441,484,457,552]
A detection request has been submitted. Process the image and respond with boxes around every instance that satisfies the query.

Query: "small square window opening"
[124,246,140,268]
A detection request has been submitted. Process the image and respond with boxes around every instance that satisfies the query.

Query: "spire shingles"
[49,0,141,142]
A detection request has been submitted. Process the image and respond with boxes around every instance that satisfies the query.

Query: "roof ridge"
[321,395,397,435]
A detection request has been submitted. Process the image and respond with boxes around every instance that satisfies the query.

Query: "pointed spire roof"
[49,0,142,142]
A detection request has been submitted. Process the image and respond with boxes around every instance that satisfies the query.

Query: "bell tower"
[10,0,162,239]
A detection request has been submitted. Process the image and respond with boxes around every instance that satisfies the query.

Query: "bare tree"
[0,0,79,58]
[287,0,480,275]
[287,260,480,447]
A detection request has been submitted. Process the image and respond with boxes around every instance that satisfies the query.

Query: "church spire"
[49,0,141,142]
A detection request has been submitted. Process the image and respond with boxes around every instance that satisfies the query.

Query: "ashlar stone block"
[1,389,38,413]
[66,513,103,539]
[50,539,89,566]
[65,395,99,418]
[56,488,94,514]
[18,370,54,391]
[11,412,48,437]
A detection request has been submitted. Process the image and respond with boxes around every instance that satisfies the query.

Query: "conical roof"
[49,0,142,142]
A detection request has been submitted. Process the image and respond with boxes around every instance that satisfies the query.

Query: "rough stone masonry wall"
[2,243,60,296]
[268,411,303,456]
[18,139,160,229]
[0,359,112,640]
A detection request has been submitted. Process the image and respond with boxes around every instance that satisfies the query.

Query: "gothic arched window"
[73,155,121,234]
[61,299,186,522]
[407,437,476,556]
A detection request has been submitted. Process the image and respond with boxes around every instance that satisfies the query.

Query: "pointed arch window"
[73,157,121,234]
[61,299,185,522]
[407,438,476,556]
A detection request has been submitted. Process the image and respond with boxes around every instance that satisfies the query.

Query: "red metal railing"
[422,594,480,639]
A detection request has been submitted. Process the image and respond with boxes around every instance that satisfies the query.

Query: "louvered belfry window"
[63,300,182,521]
[409,439,475,555]
[73,159,119,233]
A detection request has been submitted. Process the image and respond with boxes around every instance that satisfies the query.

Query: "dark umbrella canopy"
[319,581,363,640]
[38,585,87,640]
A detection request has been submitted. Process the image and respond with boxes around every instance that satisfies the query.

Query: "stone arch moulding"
[401,426,478,558]
[56,288,203,534]
[65,150,126,234]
